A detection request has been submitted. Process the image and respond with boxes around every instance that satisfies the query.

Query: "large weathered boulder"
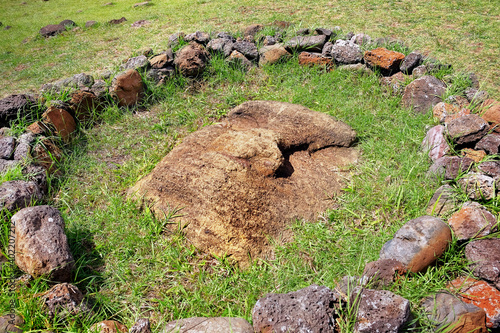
[110,69,144,107]
[13,206,74,282]
[173,43,210,77]
[448,202,497,241]
[0,180,42,212]
[162,317,253,333]
[252,285,338,333]
[0,94,37,128]
[402,75,447,114]
[129,101,357,264]
[43,283,90,319]
[465,239,500,290]
[380,216,451,273]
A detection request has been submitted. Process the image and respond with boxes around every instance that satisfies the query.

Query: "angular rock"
[167,32,184,48]
[258,44,290,65]
[129,101,357,264]
[422,125,450,162]
[298,52,334,68]
[163,317,253,333]
[147,67,175,84]
[174,43,210,77]
[428,156,474,180]
[480,99,500,132]
[59,19,76,28]
[108,17,127,25]
[426,185,458,217]
[412,65,427,79]
[215,31,236,41]
[39,24,65,37]
[422,292,487,333]
[43,283,90,319]
[185,31,210,45]
[227,50,253,70]
[120,55,150,71]
[14,132,35,161]
[461,148,486,163]
[206,38,233,57]
[285,35,327,53]
[32,137,63,172]
[402,75,446,114]
[91,321,128,333]
[130,319,151,333]
[0,136,15,159]
[243,24,263,38]
[315,27,333,40]
[380,215,451,273]
[458,173,495,201]
[0,180,42,212]
[444,109,471,125]
[328,40,363,64]
[110,69,144,107]
[361,259,406,288]
[14,206,74,282]
[252,285,338,333]
[475,133,500,154]
[446,95,470,109]
[22,165,48,194]
[477,161,500,182]
[0,314,24,333]
[232,41,258,60]
[85,20,98,28]
[449,277,500,328]
[90,79,108,99]
[41,73,94,93]
[364,47,405,73]
[42,107,76,142]
[400,51,422,74]
[0,94,37,128]
[350,33,371,46]
[466,239,500,290]
[432,102,462,123]
[380,72,407,95]
[354,289,410,333]
[0,159,19,174]
[69,90,101,121]
[446,114,489,145]
[448,202,497,241]
[465,88,488,104]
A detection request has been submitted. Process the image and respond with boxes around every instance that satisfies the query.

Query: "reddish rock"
[478,161,500,181]
[449,277,500,328]
[91,320,128,333]
[422,292,487,333]
[243,24,264,38]
[32,137,63,173]
[380,72,407,95]
[475,133,500,154]
[402,75,446,114]
[361,259,406,287]
[39,24,65,37]
[480,99,500,132]
[458,173,495,201]
[465,239,500,290]
[173,43,210,77]
[461,148,486,163]
[427,156,474,180]
[26,121,48,135]
[69,90,101,122]
[364,48,405,72]
[447,114,489,145]
[380,215,451,273]
[448,202,497,241]
[43,283,89,319]
[426,185,458,217]
[432,102,463,123]
[150,53,173,69]
[42,107,76,142]
[110,69,144,107]
[259,44,290,65]
[447,95,470,109]
[298,52,334,68]
[422,125,450,161]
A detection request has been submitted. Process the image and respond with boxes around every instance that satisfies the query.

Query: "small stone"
[298,52,334,68]
[129,318,151,333]
[0,136,15,159]
[0,314,24,333]
[361,259,406,288]
[70,90,101,121]
[120,55,150,71]
[350,33,371,46]
[315,28,333,40]
[110,69,144,107]
[448,277,500,328]
[458,173,495,201]
[427,156,474,180]
[446,114,489,145]
[337,63,373,74]
[475,133,500,154]
[108,17,127,25]
[426,185,459,217]
[185,31,210,45]
[402,75,447,114]
[162,317,253,333]
[150,53,172,69]
[380,215,451,273]
[446,95,470,109]
[14,205,74,282]
[227,50,253,70]
[206,38,233,57]
[173,43,210,77]
[480,99,500,132]
[296,28,310,35]
[26,121,47,135]
[422,125,450,161]
[412,65,427,79]
[461,148,486,163]
[465,239,500,290]
[328,40,363,64]
[448,202,497,241]
[167,32,184,48]
[43,283,90,319]
[39,24,65,37]
[85,20,97,28]
[421,292,487,333]
[14,133,35,161]
[477,161,500,182]
[364,47,405,73]
[32,137,63,172]
[59,19,76,28]
[258,44,290,65]
[90,320,128,333]
[465,88,488,104]
[0,180,42,212]
[132,1,150,8]
[285,35,327,53]
[130,20,149,28]
[243,24,263,38]
[42,107,76,142]
[354,289,410,333]
[432,102,462,123]
[400,51,422,74]
[252,284,338,333]
[380,72,407,95]
[232,41,258,60]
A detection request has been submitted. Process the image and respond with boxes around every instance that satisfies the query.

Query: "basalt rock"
[475,133,500,154]
[43,283,90,319]
[426,185,459,217]
[400,51,422,74]
[258,44,290,65]
[0,94,37,128]
[364,47,405,74]
[90,320,128,333]
[327,40,363,64]
[402,75,447,114]
[163,317,253,333]
[173,43,210,77]
[129,101,357,264]
[458,173,495,201]
[39,24,66,37]
[0,180,42,212]
[448,202,497,241]
[465,239,500,290]
[446,114,489,145]
[285,35,327,53]
[110,69,144,107]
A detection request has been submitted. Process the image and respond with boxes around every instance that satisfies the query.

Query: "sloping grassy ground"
[0,1,499,332]
[0,0,499,98]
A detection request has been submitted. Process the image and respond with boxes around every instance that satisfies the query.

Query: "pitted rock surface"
[43,283,89,319]
[130,319,152,333]
[298,52,334,67]
[448,202,497,241]
[465,239,500,290]
[432,102,463,123]
[162,317,253,333]
[207,38,234,57]
[427,156,474,180]
[0,94,37,128]
[478,161,500,181]
[475,133,500,154]
[446,114,489,145]
[327,40,363,64]
[185,31,210,45]
[380,215,451,272]
[285,35,327,53]
[173,43,210,77]
[252,284,338,333]
[232,41,258,60]
[39,24,66,37]
[400,51,422,74]
[110,69,144,107]
[402,75,446,114]
[458,173,495,201]
[90,320,128,333]
[120,55,150,71]
[129,101,357,264]
[259,44,290,65]
[0,180,42,212]
[361,259,406,288]
[363,47,405,72]
[14,205,74,282]
[354,289,410,333]
[0,136,15,159]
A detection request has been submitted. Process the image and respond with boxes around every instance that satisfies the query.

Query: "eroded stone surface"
[402,75,446,114]
[364,47,405,72]
[232,41,258,60]
[0,314,24,333]
[259,44,290,65]
[129,319,151,333]
[328,40,363,64]
[110,69,144,107]
[207,38,234,57]
[163,317,253,333]
[458,173,495,201]
[422,125,450,161]
[173,43,210,77]
[42,107,76,142]
[475,133,500,154]
[43,283,90,319]
[448,202,497,241]
[0,94,37,128]
[129,101,357,264]
[400,51,422,74]
[426,185,458,217]
[446,114,489,145]
[361,259,406,288]
[0,180,42,212]
[285,35,327,53]
[427,156,474,180]
[465,239,500,290]
[478,161,500,181]
[298,52,334,68]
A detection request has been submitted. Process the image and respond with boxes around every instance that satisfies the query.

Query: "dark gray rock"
[321,41,333,57]
[478,161,500,182]
[168,32,184,48]
[400,51,422,74]
[361,259,406,288]
[426,185,459,217]
[427,156,474,180]
[0,314,24,333]
[285,35,327,53]
[146,67,175,84]
[232,41,258,60]
[120,55,150,71]
[328,40,363,64]
[90,79,108,99]
[41,73,94,93]
[215,32,236,42]
[446,114,489,145]
[345,32,355,40]
[380,215,451,273]
[185,31,210,45]
[337,63,373,74]
[354,289,410,333]
[252,284,338,333]
[59,19,76,28]
[0,136,15,159]
[458,173,495,201]
[466,239,500,290]
[475,133,500,154]
[43,283,90,319]
[315,28,333,40]
[206,38,234,57]
[14,205,74,282]
[0,159,20,174]
[108,17,127,25]
[402,75,446,114]
[465,88,489,104]
[0,94,37,128]
[130,318,151,333]
[14,133,36,163]
[0,180,42,212]
[296,28,310,35]
[162,317,253,333]
[39,24,66,37]
[422,292,487,332]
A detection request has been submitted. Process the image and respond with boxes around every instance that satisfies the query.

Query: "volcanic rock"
[422,125,450,161]
[108,17,127,25]
[227,50,253,70]
[232,41,258,60]
[39,24,65,37]
[465,88,488,104]
[163,317,253,333]
[173,43,210,77]
[448,202,497,241]
[0,180,42,212]
[59,19,76,28]
[475,133,500,154]
[32,137,63,172]
[43,283,90,319]
[206,38,233,57]
[461,148,486,163]
[432,102,463,123]
[14,132,35,161]
[0,94,37,128]
[285,35,327,53]
[480,99,500,132]
[185,31,210,45]
[446,114,489,145]
[466,239,500,290]
[0,136,15,159]
[402,75,446,114]
[120,55,150,71]
[0,314,24,333]
[350,33,371,46]
[298,52,334,68]
[477,161,500,181]
[364,47,405,73]
[129,101,357,264]
[91,321,128,333]
[427,156,474,180]
[243,24,263,38]
[361,259,406,288]
[69,90,101,121]
[458,173,495,201]
[42,107,76,142]
[328,40,363,64]
[426,185,459,217]
[258,44,290,65]
[110,69,144,107]
[130,319,152,333]
[400,51,422,74]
